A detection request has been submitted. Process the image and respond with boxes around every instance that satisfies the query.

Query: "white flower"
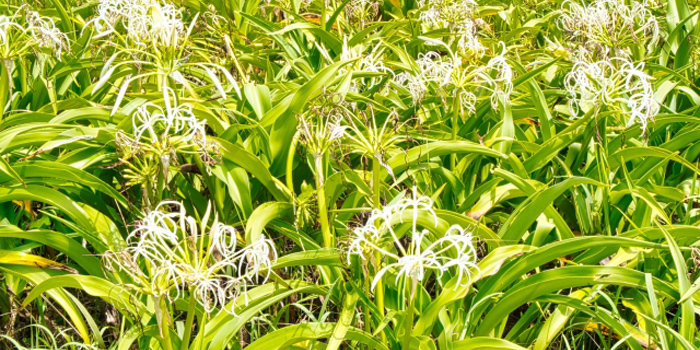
[296,97,349,157]
[485,43,514,109]
[348,187,480,291]
[0,15,23,45]
[394,72,427,105]
[150,3,184,47]
[416,51,454,87]
[559,0,659,53]
[565,57,658,131]
[106,201,278,315]
[25,11,68,59]
[86,0,185,47]
[129,92,208,151]
[358,54,395,88]
[238,235,278,283]
[392,51,456,104]
[87,0,148,36]
[459,90,477,114]
[457,20,485,57]
[626,91,658,131]
[419,7,442,28]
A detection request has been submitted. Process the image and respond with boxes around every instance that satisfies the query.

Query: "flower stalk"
[402,277,418,350]
[314,153,333,248]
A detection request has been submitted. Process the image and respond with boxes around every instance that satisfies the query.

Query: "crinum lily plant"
[116,89,220,207]
[348,187,480,349]
[104,200,277,349]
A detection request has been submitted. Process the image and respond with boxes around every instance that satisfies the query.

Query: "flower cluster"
[348,187,480,290]
[419,0,477,29]
[393,41,513,109]
[484,44,514,109]
[0,15,21,45]
[116,89,218,165]
[456,19,486,57]
[356,54,395,89]
[87,0,185,47]
[346,0,382,24]
[418,0,486,56]
[104,201,277,314]
[394,51,455,105]
[565,57,659,131]
[25,11,69,59]
[339,43,395,92]
[131,102,206,147]
[559,0,659,56]
[296,91,350,162]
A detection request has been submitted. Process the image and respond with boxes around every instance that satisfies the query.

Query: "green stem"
[373,251,386,345]
[595,116,613,236]
[371,156,386,344]
[363,261,372,334]
[287,134,299,193]
[194,156,225,219]
[450,95,460,170]
[156,297,174,350]
[143,181,152,210]
[198,312,209,350]
[180,288,197,350]
[402,278,417,350]
[155,154,169,203]
[372,155,382,208]
[315,154,332,248]
[19,59,28,95]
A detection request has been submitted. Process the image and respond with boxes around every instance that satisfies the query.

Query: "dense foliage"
[0,0,699,348]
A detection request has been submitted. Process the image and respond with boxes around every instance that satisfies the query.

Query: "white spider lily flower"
[25,11,68,59]
[211,222,238,256]
[238,235,278,282]
[394,72,427,105]
[346,217,385,263]
[348,187,480,291]
[460,90,477,114]
[626,91,658,131]
[106,201,278,315]
[559,0,659,53]
[192,275,228,313]
[86,0,149,36]
[0,15,24,45]
[393,189,439,236]
[417,0,484,56]
[484,43,514,109]
[337,42,394,91]
[86,0,185,47]
[129,94,209,153]
[358,54,395,88]
[416,51,454,87]
[150,3,184,47]
[295,94,350,170]
[457,20,485,57]
[565,56,658,131]
[419,7,442,28]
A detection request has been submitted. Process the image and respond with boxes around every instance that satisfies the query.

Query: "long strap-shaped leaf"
[475,265,680,336]
[452,337,527,350]
[244,322,388,350]
[499,177,604,242]
[327,289,360,350]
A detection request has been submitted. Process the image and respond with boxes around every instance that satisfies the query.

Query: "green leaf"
[452,337,528,350]
[243,322,388,350]
[0,225,103,277]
